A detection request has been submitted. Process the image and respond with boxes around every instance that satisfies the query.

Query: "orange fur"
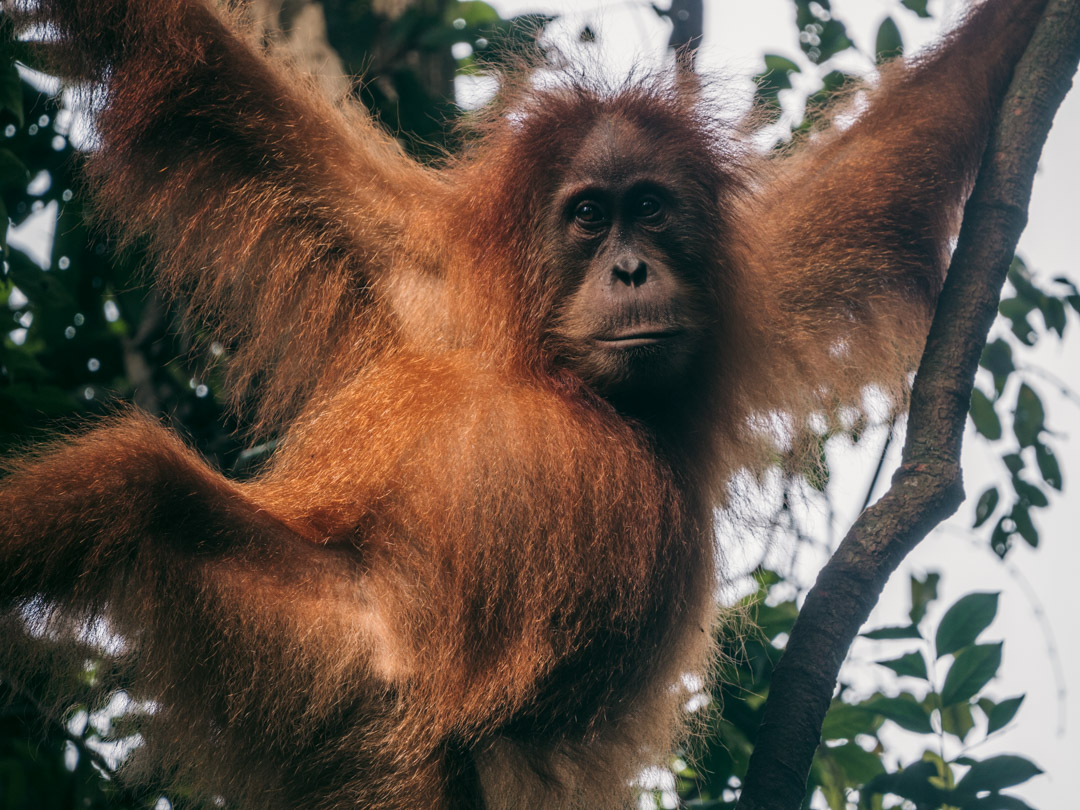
[0,1,1048,807]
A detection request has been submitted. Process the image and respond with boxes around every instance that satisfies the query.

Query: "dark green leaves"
[1035,442,1062,490]
[0,17,22,128]
[970,387,1003,439]
[875,17,903,62]
[985,695,1025,734]
[862,624,921,640]
[851,586,1034,805]
[0,147,28,189]
[981,338,1014,393]
[821,742,884,785]
[753,55,801,124]
[863,753,1043,809]
[1014,384,1045,447]
[941,643,1003,706]
[820,702,881,740]
[863,759,948,807]
[974,487,999,527]
[935,592,999,658]
[876,651,927,679]
[813,742,886,810]
[999,257,1069,346]
[940,701,975,741]
[1012,504,1039,548]
[955,755,1043,797]
[794,0,853,63]
[965,374,1058,555]
[901,0,931,18]
[910,572,939,625]
[863,695,933,733]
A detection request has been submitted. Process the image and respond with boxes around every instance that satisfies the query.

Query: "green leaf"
[863,760,947,805]
[1008,256,1038,299]
[1035,442,1063,490]
[1013,478,1049,509]
[875,17,903,62]
[1013,383,1045,447]
[973,487,999,528]
[861,624,922,640]
[821,702,880,740]
[813,19,853,62]
[910,572,940,625]
[811,751,848,810]
[451,1,500,26]
[754,599,799,640]
[7,249,75,307]
[980,338,1014,389]
[955,754,1043,796]
[0,58,22,128]
[863,695,933,733]
[986,694,1025,734]
[999,297,1036,344]
[1002,452,1025,475]
[990,516,1012,558]
[935,592,999,658]
[764,54,801,76]
[876,651,927,680]
[756,55,800,94]
[1040,295,1067,337]
[798,69,851,130]
[969,387,1002,440]
[940,643,1002,706]
[0,147,29,189]
[940,701,975,741]
[901,0,931,17]
[829,741,886,784]
[754,54,801,117]
[1011,504,1039,548]
[998,297,1032,318]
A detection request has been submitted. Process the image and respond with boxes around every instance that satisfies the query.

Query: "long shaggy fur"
[0,0,1048,808]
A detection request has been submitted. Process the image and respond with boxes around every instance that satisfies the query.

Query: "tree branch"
[667,0,705,58]
[735,2,1080,808]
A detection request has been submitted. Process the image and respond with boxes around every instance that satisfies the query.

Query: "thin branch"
[735,1,1080,807]
[667,0,704,68]
[858,419,896,515]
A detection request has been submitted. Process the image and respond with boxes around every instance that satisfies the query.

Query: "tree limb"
[735,2,1080,808]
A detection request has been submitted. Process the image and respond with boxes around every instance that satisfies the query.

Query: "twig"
[858,419,897,516]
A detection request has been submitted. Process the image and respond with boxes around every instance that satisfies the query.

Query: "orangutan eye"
[635,195,663,220]
[573,201,607,226]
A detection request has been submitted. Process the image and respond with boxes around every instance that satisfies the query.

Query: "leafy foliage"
[971,259,1076,557]
[667,575,1042,810]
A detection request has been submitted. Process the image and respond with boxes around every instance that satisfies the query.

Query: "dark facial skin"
[547,117,714,404]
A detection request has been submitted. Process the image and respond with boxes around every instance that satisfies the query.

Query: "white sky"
[480,0,1080,806]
